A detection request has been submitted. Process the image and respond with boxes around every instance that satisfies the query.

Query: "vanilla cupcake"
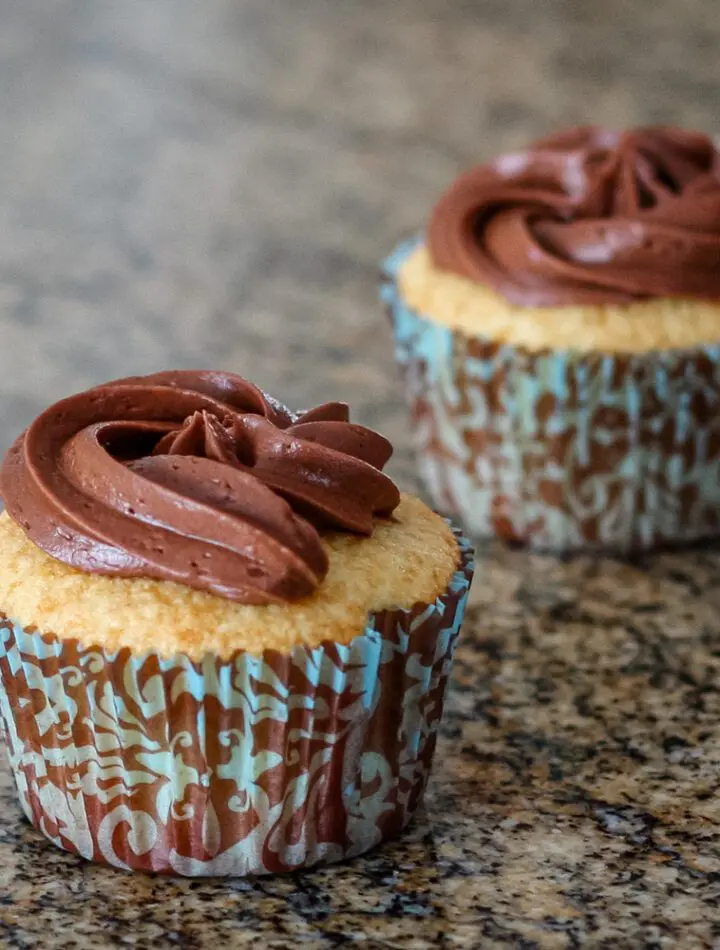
[0,371,473,875]
[383,126,720,552]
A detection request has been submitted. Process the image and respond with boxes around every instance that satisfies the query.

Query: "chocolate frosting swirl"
[1,371,400,604]
[428,126,720,306]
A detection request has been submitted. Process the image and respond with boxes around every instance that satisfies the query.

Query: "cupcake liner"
[0,527,473,876]
[382,237,720,552]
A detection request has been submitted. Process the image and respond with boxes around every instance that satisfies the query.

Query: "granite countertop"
[2,1,720,947]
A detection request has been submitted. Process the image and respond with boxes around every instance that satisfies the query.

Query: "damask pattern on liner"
[0,530,474,876]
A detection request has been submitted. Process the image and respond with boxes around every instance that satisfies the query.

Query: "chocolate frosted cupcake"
[0,371,473,875]
[383,126,720,552]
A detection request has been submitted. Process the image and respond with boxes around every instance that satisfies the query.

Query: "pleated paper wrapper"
[0,528,473,876]
[382,237,720,553]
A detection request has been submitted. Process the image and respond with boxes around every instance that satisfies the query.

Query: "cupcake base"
[383,239,720,554]
[0,530,473,876]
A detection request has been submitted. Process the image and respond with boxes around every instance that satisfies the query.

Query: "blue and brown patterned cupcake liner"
[0,527,474,876]
[382,238,720,553]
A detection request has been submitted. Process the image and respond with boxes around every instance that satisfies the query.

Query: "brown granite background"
[2,0,720,947]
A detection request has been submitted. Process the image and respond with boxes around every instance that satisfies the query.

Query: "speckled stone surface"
[2,0,720,946]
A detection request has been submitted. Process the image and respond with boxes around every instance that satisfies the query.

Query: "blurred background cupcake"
[0,370,473,875]
[384,126,720,553]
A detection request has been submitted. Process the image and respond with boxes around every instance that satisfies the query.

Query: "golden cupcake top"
[0,370,401,605]
[397,243,720,352]
[0,494,459,657]
[428,126,720,307]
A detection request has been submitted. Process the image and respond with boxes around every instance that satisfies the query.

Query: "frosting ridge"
[428,126,720,306]
[1,371,400,604]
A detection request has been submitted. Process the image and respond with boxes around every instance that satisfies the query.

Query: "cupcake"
[383,126,720,552]
[0,370,473,875]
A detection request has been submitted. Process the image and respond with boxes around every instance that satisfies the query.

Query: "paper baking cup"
[0,529,473,876]
[382,238,720,552]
